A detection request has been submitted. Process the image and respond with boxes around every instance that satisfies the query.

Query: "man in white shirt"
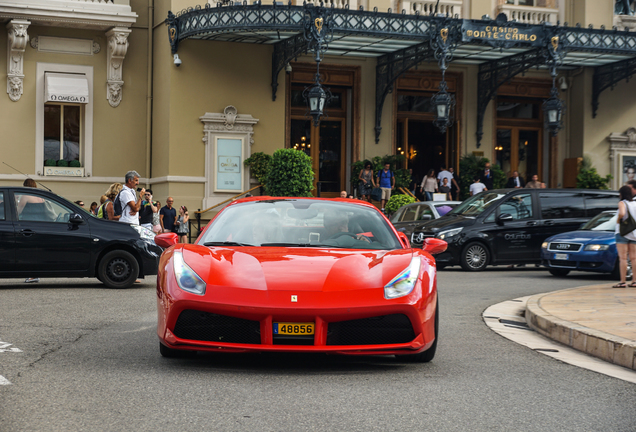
[437,166,453,187]
[118,170,145,225]
[469,176,487,196]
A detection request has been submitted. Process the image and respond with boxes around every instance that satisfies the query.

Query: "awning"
[45,73,89,103]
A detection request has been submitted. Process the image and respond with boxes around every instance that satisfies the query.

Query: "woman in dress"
[358,162,374,202]
[420,169,438,202]
[614,185,636,288]
[98,183,122,221]
[175,205,190,244]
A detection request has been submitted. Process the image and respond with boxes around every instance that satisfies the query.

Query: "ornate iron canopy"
[166,3,636,144]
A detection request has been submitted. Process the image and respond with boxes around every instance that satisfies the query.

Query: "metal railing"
[497,0,559,24]
[402,0,462,17]
[187,184,262,243]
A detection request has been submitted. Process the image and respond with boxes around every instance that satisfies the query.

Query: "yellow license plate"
[273,322,315,335]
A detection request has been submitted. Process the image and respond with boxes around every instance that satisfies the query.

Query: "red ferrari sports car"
[154,197,446,362]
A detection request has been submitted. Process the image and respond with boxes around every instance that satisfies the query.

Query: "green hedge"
[265,148,314,197]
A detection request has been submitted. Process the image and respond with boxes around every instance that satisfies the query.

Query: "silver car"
[391,201,461,239]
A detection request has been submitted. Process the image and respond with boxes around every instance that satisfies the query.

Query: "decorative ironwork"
[374,42,435,143]
[271,33,308,101]
[542,27,567,136]
[303,4,334,63]
[475,48,544,147]
[462,13,545,49]
[592,56,636,117]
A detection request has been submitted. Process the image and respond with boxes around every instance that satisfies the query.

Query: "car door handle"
[20,229,35,237]
[543,220,554,226]
[526,221,537,226]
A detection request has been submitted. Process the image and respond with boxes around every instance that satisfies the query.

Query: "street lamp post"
[544,35,566,136]
[430,20,458,133]
[302,4,333,126]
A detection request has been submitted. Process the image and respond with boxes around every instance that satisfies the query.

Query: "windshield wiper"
[203,241,254,247]
[259,242,318,247]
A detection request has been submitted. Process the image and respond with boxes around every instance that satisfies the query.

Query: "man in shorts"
[376,163,395,213]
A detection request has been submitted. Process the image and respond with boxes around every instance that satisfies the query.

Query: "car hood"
[182,246,417,291]
[413,214,474,233]
[547,230,615,243]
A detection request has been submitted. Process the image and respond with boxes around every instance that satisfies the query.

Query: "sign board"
[462,21,544,47]
[214,137,243,192]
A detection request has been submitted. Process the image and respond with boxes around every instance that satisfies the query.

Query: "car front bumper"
[540,249,616,273]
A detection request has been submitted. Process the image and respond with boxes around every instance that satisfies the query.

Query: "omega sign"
[218,156,240,173]
[48,95,87,103]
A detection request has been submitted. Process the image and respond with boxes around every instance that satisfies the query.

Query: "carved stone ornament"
[224,105,238,129]
[6,20,30,102]
[105,27,131,108]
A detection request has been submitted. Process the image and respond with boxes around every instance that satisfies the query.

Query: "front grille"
[326,314,415,346]
[272,335,315,346]
[548,242,582,252]
[580,261,603,269]
[411,232,435,245]
[173,310,261,344]
[548,260,577,268]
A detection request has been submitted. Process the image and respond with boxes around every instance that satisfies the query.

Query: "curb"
[525,289,636,371]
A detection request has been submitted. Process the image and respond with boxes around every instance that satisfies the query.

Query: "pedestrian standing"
[439,178,452,200]
[448,167,460,200]
[469,177,487,196]
[118,171,145,225]
[481,162,494,190]
[525,174,543,189]
[420,169,438,201]
[175,205,190,243]
[376,163,395,213]
[358,162,374,202]
[160,197,177,233]
[89,202,98,215]
[98,183,122,220]
[139,189,158,231]
[614,185,636,288]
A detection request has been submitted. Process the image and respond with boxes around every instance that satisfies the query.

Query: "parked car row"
[407,188,618,271]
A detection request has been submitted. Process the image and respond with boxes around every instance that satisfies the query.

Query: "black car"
[410,188,618,271]
[0,187,162,288]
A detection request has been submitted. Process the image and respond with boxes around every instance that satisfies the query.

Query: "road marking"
[0,341,22,353]
[484,296,636,384]
[0,375,11,385]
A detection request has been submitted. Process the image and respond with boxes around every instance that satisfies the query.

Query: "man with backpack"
[376,163,395,214]
[118,170,145,225]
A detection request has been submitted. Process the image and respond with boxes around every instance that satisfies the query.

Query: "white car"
[391,201,461,239]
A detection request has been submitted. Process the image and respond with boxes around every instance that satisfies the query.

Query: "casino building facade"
[2,0,636,215]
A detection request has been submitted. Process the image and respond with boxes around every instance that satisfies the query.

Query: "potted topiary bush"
[244,152,272,186]
[265,148,314,197]
[44,159,56,166]
[385,193,415,216]
[69,160,81,168]
[56,159,68,167]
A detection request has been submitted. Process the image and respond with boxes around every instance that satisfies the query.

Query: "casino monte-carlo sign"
[462,21,545,47]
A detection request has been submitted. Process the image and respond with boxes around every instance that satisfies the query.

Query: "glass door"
[496,127,541,182]
[290,118,345,197]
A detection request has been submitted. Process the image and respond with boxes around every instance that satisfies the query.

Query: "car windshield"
[198,199,402,250]
[581,212,617,231]
[447,192,508,217]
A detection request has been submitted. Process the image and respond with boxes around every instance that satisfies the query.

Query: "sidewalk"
[526,284,636,371]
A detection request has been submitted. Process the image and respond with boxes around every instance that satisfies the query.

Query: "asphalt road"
[1,268,635,432]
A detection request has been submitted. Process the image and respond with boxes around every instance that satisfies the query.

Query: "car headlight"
[173,250,206,295]
[384,257,421,300]
[584,244,610,251]
[436,227,462,240]
[131,224,155,241]
[541,242,548,249]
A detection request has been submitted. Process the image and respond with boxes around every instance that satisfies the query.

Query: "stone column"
[7,20,30,102]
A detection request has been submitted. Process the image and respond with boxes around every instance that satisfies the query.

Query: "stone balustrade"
[497,3,559,24]
[401,0,462,17]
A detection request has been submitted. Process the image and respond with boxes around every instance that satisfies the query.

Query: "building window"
[44,104,82,165]
[36,63,93,177]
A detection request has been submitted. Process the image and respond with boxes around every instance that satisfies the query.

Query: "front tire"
[98,250,139,289]
[549,268,570,277]
[460,242,490,271]
[397,300,438,363]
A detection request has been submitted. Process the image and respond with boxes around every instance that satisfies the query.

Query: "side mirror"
[397,231,410,248]
[421,214,432,221]
[69,213,85,225]
[497,213,513,225]
[155,232,179,248]
[423,238,447,255]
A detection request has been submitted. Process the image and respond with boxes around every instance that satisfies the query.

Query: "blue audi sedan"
[541,211,621,278]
